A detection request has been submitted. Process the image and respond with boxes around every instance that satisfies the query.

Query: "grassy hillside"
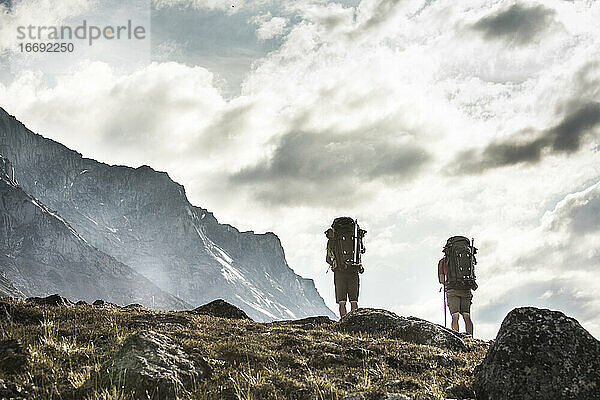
[0,298,488,399]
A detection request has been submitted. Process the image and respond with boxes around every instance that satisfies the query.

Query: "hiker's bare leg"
[462,313,473,335]
[338,301,347,318]
[350,301,358,312]
[451,313,460,332]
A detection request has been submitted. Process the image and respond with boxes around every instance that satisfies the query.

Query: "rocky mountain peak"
[0,154,188,309]
[0,108,335,320]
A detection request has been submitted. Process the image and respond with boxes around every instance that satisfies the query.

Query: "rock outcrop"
[338,308,467,352]
[99,330,211,399]
[190,299,252,320]
[26,294,73,307]
[0,108,335,320]
[473,307,600,400]
[0,158,188,310]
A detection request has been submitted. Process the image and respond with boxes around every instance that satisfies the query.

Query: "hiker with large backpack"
[438,236,478,335]
[325,217,366,318]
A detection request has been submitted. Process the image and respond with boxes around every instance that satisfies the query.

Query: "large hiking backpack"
[443,236,478,290]
[329,217,366,272]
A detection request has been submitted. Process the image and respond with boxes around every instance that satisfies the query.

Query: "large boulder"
[100,330,210,399]
[474,307,600,400]
[339,309,404,333]
[26,294,73,307]
[393,316,467,352]
[338,308,466,352]
[190,299,252,320]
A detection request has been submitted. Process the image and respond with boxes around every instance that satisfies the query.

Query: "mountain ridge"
[0,107,335,320]
[0,156,189,309]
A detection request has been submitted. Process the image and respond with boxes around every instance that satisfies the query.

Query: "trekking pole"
[470,238,475,279]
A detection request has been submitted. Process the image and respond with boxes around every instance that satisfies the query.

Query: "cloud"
[0,61,226,165]
[450,102,600,174]
[477,276,600,327]
[230,126,430,206]
[252,13,288,40]
[542,179,600,236]
[476,181,600,338]
[472,3,559,46]
[354,0,403,36]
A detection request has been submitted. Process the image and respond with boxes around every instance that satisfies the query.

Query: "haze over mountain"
[0,108,335,320]
[0,154,188,309]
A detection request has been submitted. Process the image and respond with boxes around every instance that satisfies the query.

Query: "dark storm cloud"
[230,129,430,206]
[472,3,557,46]
[450,102,600,174]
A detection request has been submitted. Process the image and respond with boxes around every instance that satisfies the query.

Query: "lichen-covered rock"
[473,307,600,400]
[100,330,210,399]
[190,299,252,320]
[27,294,73,306]
[338,308,404,334]
[338,308,466,352]
[393,316,466,352]
[0,339,28,373]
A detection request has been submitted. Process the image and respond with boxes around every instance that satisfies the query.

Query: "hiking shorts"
[334,270,359,303]
[446,289,472,314]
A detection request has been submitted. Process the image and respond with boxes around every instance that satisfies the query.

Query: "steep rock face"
[0,158,188,309]
[0,274,23,298]
[0,108,334,320]
[473,307,600,400]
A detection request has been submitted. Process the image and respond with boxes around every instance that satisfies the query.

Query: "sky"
[0,0,599,339]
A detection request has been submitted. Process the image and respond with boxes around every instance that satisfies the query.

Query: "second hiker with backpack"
[325,217,366,319]
[438,236,478,336]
